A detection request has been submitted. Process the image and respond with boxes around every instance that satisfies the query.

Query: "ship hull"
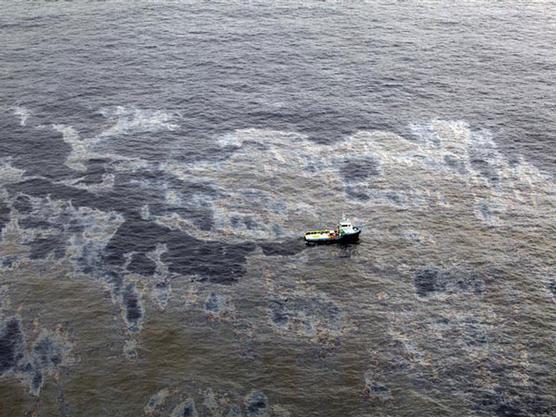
[305,229,361,245]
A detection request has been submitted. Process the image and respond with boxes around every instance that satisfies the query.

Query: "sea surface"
[1,1,555,416]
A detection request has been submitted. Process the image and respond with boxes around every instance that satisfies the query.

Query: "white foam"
[12,106,30,126]
[146,243,171,311]
[51,123,148,173]
[52,124,94,172]
[99,106,179,137]
[0,159,25,186]
[144,388,170,414]
[60,173,115,192]
[65,206,125,273]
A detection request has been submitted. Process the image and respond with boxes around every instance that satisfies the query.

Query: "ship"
[304,218,361,245]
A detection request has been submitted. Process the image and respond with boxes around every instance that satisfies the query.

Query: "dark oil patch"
[414,267,485,297]
[267,295,343,339]
[268,299,289,327]
[259,239,306,257]
[230,216,262,231]
[225,405,242,417]
[31,370,43,394]
[105,215,256,283]
[7,179,102,211]
[7,174,211,225]
[363,377,391,401]
[122,283,143,333]
[126,253,156,276]
[384,191,403,205]
[476,201,492,222]
[170,206,214,232]
[475,389,556,417]
[104,271,124,296]
[0,256,17,269]
[0,117,74,180]
[345,186,370,202]
[170,398,197,417]
[414,268,445,296]
[548,279,556,301]
[78,159,109,185]
[12,194,33,214]
[0,201,10,232]
[29,235,67,260]
[32,334,63,368]
[113,171,217,227]
[340,156,381,183]
[56,382,73,417]
[245,390,268,417]
[204,293,220,313]
[469,149,501,185]
[18,215,60,231]
[461,319,488,346]
[443,154,468,175]
[0,317,25,374]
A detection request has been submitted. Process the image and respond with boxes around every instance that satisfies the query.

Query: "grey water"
[1,1,555,416]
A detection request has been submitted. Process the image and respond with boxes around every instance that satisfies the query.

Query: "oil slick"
[143,384,290,417]
[0,314,74,396]
[1,107,555,416]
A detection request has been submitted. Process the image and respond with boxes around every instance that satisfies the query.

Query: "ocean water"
[1,1,555,416]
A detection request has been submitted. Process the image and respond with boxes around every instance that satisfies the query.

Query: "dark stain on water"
[79,159,110,185]
[475,388,556,417]
[7,172,217,226]
[363,375,391,401]
[0,317,24,374]
[414,267,485,297]
[0,325,74,395]
[171,399,197,417]
[32,334,63,369]
[0,256,17,269]
[204,292,220,314]
[230,216,261,231]
[103,270,124,296]
[259,239,306,257]
[268,299,289,328]
[126,253,156,276]
[476,201,493,222]
[547,279,556,301]
[226,405,242,417]
[12,194,33,214]
[105,214,256,283]
[340,156,381,183]
[8,179,101,211]
[122,283,143,332]
[31,369,43,394]
[415,268,446,296]
[469,151,501,185]
[345,186,371,202]
[18,214,60,232]
[461,318,488,347]
[29,235,67,260]
[0,117,74,180]
[0,202,11,232]
[443,154,468,176]
[245,391,268,417]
